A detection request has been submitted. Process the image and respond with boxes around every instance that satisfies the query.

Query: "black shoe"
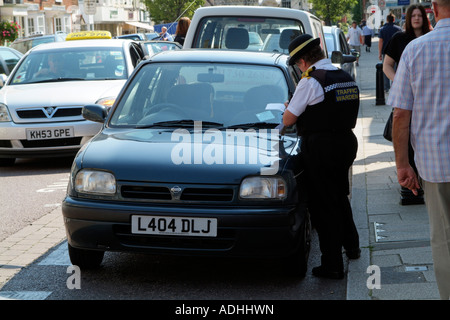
[400,187,425,205]
[401,196,425,205]
[345,248,361,259]
[312,266,344,280]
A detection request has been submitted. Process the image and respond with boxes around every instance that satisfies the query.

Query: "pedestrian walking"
[283,34,360,280]
[378,13,402,92]
[383,4,432,205]
[362,23,374,52]
[388,0,450,300]
[346,21,363,66]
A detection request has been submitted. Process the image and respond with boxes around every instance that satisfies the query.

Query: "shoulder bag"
[383,109,394,142]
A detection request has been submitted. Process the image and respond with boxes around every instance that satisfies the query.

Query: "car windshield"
[144,42,180,55]
[146,33,161,40]
[324,33,335,52]
[192,16,305,53]
[9,47,127,85]
[109,62,288,128]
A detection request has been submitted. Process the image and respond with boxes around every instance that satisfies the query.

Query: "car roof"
[323,26,341,33]
[192,5,315,20]
[0,46,23,55]
[27,39,134,53]
[147,49,289,66]
[11,33,66,43]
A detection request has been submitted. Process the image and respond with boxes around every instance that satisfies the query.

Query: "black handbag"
[383,109,394,142]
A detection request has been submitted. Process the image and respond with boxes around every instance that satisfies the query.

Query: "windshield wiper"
[32,77,85,83]
[222,122,279,130]
[136,119,223,129]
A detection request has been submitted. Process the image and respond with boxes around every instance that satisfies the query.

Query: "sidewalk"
[346,37,440,300]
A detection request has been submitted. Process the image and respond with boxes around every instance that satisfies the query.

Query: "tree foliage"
[309,0,358,26]
[352,0,363,24]
[144,0,205,24]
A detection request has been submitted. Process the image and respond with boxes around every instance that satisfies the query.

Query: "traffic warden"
[283,34,360,279]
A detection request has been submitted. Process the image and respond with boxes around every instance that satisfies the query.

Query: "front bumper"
[0,120,101,158]
[62,196,306,258]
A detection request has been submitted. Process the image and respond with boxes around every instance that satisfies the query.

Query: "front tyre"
[285,210,311,277]
[68,243,104,269]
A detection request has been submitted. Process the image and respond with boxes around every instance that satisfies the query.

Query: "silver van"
[184,6,327,56]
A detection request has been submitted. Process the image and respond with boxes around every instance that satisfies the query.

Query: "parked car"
[145,32,162,40]
[62,49,312,276]
[184,6,327,56]
[0,46,23,76]
[139,40,182,57]
[115,33,147,41]
[10,32,67,54]
[323,26,357,80]
[115,33,162,41]
[0,37,146,166]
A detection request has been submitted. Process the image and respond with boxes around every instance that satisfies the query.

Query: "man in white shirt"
[346,21,363,65]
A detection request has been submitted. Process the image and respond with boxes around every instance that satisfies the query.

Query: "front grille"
[113,224,236,250]
[54,108,82,117]
[0,140,12,148]
[17,109,45,118]
[181,188,233,201]
[121,186,171,200]
[20,137,82,148]
[17,107,82,119]
[120,185,234,202]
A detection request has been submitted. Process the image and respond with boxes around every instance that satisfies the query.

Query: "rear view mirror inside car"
[197,73,224,83]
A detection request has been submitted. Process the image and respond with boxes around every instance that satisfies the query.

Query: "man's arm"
[378,38,383,60]
[392,107,419,195]
[283,109,298,127]
[383,54,396,81]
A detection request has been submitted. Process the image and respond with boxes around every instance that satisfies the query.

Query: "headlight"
[0,104,11,122]
[239,176,287,200]
[95,96,116,108]
[74,170,116,195]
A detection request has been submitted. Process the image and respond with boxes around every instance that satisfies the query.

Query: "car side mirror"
[331,51,343,64]
[82,104,108,123]
[343,54,357,63]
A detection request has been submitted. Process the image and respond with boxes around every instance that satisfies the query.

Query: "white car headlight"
[0,104,11,122]
[75,170,116,195]
[239,176,287,200]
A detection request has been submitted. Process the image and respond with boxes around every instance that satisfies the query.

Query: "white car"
[323,26,357,80]
[184,6,327,55]
[0,38,145,166]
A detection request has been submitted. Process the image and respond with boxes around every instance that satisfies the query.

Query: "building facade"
[0,0,152,38]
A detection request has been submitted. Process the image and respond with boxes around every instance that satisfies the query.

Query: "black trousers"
[298,131,359,271]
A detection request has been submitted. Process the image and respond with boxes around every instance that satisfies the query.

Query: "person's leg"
[302,133,358,278]
[422,180,450,299]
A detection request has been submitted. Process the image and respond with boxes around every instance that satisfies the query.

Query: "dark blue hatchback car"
[62,49,311,276]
